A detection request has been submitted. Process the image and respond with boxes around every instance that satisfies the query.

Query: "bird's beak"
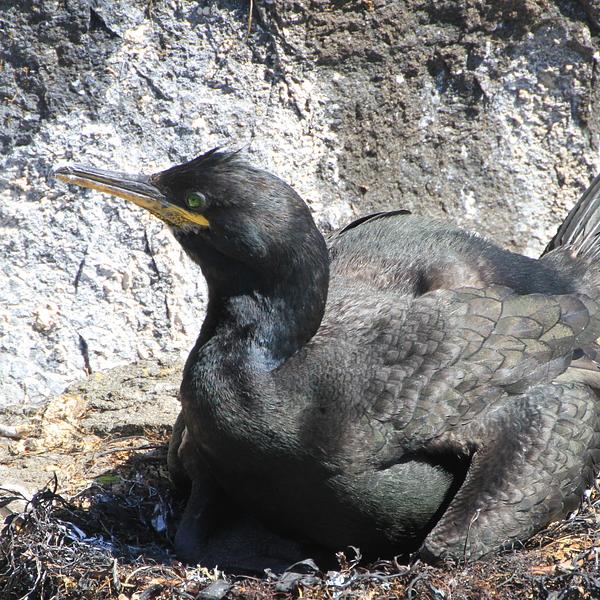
[52,164,209,228]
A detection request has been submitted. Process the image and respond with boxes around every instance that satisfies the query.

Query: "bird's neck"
[217,290,323,368]
[196,249,329,370]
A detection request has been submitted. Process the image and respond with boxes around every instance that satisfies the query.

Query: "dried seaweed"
[1,436,599,600]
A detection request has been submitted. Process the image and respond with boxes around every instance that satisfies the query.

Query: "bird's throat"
[203,272,328,371]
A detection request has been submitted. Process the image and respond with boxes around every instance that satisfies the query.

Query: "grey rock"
[578,0,600,29]
[198,580,233,600]
[1,1,600,407]
[67,357,182,436]
[0,359,181,500]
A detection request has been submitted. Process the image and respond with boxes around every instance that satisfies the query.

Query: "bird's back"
[327,213,580,297]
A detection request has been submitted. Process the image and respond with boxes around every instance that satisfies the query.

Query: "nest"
[1,433,600,600]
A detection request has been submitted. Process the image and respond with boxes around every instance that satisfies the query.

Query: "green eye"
[186,192,206,209]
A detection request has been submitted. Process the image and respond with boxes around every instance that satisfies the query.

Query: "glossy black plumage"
[54,151,600,572]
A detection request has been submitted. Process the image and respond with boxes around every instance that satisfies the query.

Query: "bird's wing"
[306,284,599,453]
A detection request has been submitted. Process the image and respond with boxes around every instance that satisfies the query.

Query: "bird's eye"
[186,192,206,210]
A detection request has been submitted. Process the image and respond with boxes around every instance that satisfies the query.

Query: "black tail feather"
[544,174,600,259]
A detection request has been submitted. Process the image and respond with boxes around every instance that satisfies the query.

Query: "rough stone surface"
[2,0,600,406]
[0,359,181,501]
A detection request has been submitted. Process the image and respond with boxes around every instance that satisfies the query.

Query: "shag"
[54,150,600,572]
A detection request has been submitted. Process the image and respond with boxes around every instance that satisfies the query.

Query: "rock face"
[1,0,599,407]
[0,359,181,499]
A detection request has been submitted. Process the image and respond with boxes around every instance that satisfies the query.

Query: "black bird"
[54,150,600,571]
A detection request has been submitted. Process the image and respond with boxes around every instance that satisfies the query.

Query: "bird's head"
[54,149,328,299]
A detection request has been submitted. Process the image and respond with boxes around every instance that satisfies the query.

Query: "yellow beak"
[52,164,210,228]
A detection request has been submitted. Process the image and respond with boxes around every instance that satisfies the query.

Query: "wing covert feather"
[325,285,600,441]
